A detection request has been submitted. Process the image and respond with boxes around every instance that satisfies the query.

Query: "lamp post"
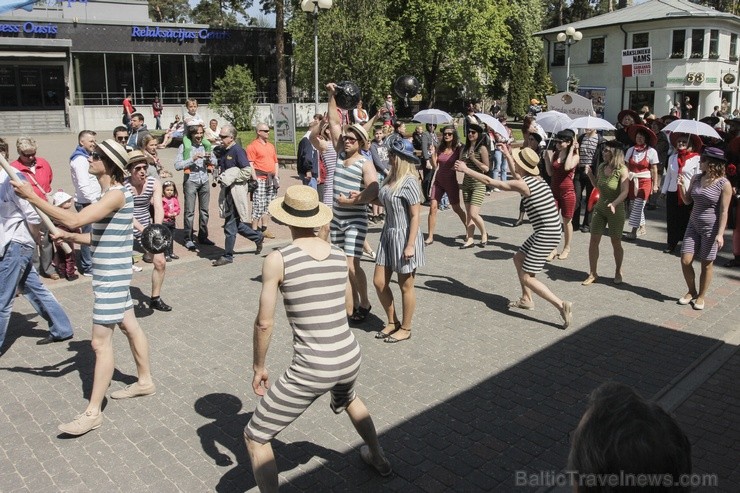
[557,26,583,92]
[301,0,333,113]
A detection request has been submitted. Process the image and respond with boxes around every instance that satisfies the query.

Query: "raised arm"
[563,143,579,171]
[326,83,343,151]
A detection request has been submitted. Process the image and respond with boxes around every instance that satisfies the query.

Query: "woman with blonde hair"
[582,141,630,285]
[370,137,425,343]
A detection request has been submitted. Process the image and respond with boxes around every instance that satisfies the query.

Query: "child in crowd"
[51,190,80,281]
[183,98,202,126]
[162,180,181,261]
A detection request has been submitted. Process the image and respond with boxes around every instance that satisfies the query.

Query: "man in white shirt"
[69,130,100,276]
[0,170,73,353]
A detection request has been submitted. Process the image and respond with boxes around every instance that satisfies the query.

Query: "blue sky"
[187,0,276,27]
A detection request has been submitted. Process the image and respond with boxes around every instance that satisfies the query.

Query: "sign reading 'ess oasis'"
[0,22,58,35]
[131,26,230,43]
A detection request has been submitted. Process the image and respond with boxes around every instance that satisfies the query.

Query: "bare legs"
[681,254,714,304]
[245,397,387,491]
[584,234,623,284]
[426,199,439,244]
[346,256,370,317]
[85,309,153,415]
[151,252,166,298]
[559,217,573,259]
[513,252,570,326]
[373,265,416,339]
[463,203,487,246]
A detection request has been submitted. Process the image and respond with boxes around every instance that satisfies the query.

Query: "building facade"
[536,0,740,123]
[0,0,286,133]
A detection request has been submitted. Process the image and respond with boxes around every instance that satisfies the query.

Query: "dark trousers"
[163,220,176,256]
[572,167,593,230]
[183,179,210,242]
[421,163,433,202]
[223,194,262,260]
[75,202,93,274]
[34,223,55,277]
[54,241,77,277]
[666,191,692,248]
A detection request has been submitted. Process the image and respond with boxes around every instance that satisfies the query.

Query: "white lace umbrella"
[474,113,508,137]
[536,111,572,134]
[568,116,616,131]
[412,109,454,125]
[662,119,721,140]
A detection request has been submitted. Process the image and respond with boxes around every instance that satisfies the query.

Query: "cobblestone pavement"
[0,133,738,491]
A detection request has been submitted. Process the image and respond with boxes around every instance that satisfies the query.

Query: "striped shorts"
[244,363,359,444]
[519,229,562,274]
[252,178,275,220]
[330,212,367,258]
[681,224,720,262]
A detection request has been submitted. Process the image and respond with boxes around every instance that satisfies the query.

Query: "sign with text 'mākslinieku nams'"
[622,47,652,77]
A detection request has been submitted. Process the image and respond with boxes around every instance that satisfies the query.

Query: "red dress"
[627,147,654,200]
[551,157,576,219]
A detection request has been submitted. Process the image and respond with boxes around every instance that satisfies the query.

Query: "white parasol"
[536,110,572,134]
[568,116,616,131]
[412,109,454,125]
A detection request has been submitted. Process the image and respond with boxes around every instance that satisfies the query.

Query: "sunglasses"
[443,132,454,136]
[133,165,148,172]
[21,152,36,158]
[219,134,231,139]
[258,129,269,133]
[90,152,103,161]
[467,130,478,134]
[115,136,128,142]
[343,135,358,143]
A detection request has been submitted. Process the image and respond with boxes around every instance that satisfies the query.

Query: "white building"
[535,0,740,123]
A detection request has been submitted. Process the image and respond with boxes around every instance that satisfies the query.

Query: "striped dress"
[682,175,728,261]
[519,176,562,274]
[124,175,156,239]
[91,186,134,325]
[377,175,425,273]
[330,153,369,257]
[245,244,362,444]
[460,146,487,206]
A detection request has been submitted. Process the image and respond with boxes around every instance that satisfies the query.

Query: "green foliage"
[148,0,191,22]
[191,0,252,27]
[210,65,258,131]
[288,0,406,109]
[503,0,544,118]
[393,0,512,108]
[533,54,557,103]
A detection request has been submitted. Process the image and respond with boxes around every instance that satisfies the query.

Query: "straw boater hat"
[126,150,148,167]
[342,123,368,144]
[669,132,703,152]
[626,124,657,147]
[268,185,333,228]
[511,147,541,176]
[97,139,129,172]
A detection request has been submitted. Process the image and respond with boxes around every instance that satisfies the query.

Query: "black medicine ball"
[394,76,420,99]
[140,224,173,254]
[334,81,361,110]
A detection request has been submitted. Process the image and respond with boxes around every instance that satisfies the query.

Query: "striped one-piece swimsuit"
[321,146,337,207]
[331,153,369,257]
[245,244,362,444]
[124,175,156,239]
[91,186,134,325]
[519,176,562,274]
[376,175,426,274]
[681,175,728,262]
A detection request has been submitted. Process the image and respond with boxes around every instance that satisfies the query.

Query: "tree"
[503,0,545,118]
[148,0,191,22]
[288,0,406,109]
[394,0,512,108]
[210,65,258,130]
[257,0,289,103]
[191,0,252,27]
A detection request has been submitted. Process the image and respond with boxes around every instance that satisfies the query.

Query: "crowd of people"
[1,89,736,491]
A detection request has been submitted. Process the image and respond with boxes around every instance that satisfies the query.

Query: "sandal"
[360,445,392,477]
[581,275,598,286]
[508,298,534,310]
[375,322,400,339]
[478,235,488,247]
[460,239,475,249]
[424,238,434,245]
[557,249,570,260]
[384,327,411,343]
[561,301,573,329]
[349,305,372,323]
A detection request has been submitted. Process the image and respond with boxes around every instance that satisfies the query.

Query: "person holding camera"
[211,124,264,267]
[174,123,216,251]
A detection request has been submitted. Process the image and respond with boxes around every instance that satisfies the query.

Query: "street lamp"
[557,26,583,92]
[301,0,333,113]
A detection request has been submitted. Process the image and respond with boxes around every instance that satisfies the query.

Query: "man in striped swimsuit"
[244,185,391,489]
[325,83,379,322]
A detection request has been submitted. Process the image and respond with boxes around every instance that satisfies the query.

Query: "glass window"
[106,53,134,104]
[590,38,605,63]
[0,65,19,108]
[185,55,211,103]
[632,33,649,49]
[671,30,685,58]
[210,55,235,85]
[731,34,738,61]
[19,68,43,108]
[691,29,704,58]
[159,55,186,105]
[132,54,161,106]
[629,91,654,113]
[553,42,565,66]
[72,53,106,105]
[42,67,64,108]
[709,29,719,58]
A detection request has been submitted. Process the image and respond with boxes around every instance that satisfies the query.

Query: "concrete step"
[0,111,69,134]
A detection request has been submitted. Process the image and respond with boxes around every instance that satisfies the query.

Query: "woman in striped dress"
[459,122,490,248]
[245,186,391,488]
[370,137,425,343]
[12,139,155,436]
[455,147,573,329]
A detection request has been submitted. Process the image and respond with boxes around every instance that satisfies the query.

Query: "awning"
[0,51,67,58]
